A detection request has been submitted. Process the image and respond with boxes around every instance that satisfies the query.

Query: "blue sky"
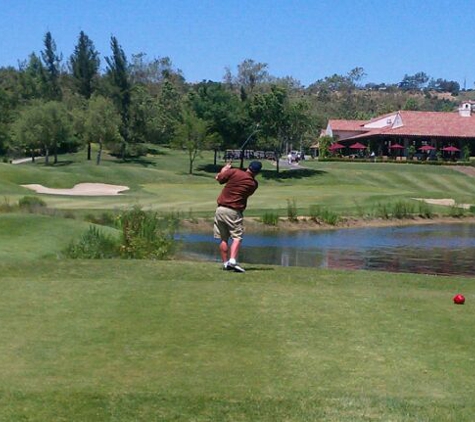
[1,0,474,88]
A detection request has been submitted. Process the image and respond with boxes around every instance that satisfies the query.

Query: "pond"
[178,223,475,276]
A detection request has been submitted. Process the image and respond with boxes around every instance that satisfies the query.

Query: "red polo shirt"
[216,168,258,211]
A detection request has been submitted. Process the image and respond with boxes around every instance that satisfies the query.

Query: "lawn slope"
[0,259,473,421]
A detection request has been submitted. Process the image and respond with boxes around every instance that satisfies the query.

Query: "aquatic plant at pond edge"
[261,211,280,226]
[309,205,340,225]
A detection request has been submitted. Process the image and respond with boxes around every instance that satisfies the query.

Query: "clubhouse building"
[321,101,475,159]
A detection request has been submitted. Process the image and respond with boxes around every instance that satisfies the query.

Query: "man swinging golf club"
[214,160,262,272]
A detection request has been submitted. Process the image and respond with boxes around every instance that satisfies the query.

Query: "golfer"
[214,160,262,272]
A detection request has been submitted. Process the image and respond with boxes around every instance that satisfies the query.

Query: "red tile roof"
[328,119,367,132]
[328,110,475,140]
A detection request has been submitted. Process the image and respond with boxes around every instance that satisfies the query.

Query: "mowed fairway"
[0,259,474,421]
[3,149,475,217]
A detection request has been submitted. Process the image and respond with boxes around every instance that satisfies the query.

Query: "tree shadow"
[196,164,326,180]
[44,160,74,167]
[261,168,326,180]
[110,157,157,167]
[196,164,222,174]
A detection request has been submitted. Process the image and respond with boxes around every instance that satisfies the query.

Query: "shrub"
[18,196,47,213]
[418,201,433,219]
[117,207,178,259]
[375,203,390,219]
[261,211,279,226]
[392,200,415,219]
[0,197,16,213]
[449,203,465,218]
[286,199,298,222]
[85,212,116,227]
[309,205,340,225]
[63,226,119,259]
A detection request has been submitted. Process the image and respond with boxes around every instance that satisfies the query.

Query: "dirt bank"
[181,215,475,233]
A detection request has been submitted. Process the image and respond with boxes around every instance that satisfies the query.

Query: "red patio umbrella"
[442,146,460,152]
[389,143,405,149]
[349,142,367,150]
[329,142,345,151]
[418,145,436,151]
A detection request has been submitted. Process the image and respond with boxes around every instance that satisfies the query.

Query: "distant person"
[214,161,262,272]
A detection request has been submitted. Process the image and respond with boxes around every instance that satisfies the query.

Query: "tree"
[285,98,314,153]
[347,67,367,87]
[0,67,22,154]
[129,53,185,90]
[105,36,131,158]
[224,59,270,98]
[154,80,182,144]
[249,85,289,173]
[70,31,100,99]
[399,72,429,91]
[41,31,62,100]
[18,53,48,99]
[403,97,420,111]
[11,101,72,164]
[318,135,333,159]
[172,105,209,174]
[83,95,123,165]
[428,78,460,95]
[188,81,247,163]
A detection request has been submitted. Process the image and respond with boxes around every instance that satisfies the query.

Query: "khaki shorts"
[213,206,244,241]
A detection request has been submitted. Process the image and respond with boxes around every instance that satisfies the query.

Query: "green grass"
[3,148,475,219]
[0,259,473,421]
[0,213,118,261]
[1,151,475,420]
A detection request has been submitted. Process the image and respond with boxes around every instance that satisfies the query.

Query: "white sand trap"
[413,198,472,209]
[21,183,129,196]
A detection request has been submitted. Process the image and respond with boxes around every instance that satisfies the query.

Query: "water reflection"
[178,224,475,276]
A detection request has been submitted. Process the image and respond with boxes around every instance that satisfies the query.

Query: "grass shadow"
[242,266,275,272]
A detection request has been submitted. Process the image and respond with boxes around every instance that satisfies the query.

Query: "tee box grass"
[0,259,473,421]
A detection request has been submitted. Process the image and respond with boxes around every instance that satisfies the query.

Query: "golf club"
[239,124,260,169]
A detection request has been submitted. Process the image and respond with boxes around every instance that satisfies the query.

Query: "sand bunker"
[21,183,129,196]
[413,198,472,209]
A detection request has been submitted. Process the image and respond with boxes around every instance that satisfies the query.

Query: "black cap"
[248,161,262,174]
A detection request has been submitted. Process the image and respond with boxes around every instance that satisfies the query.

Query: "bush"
[18,196,47,213]
[309,205,340,225]
[261,211,279,226]
[117,207,178,259]
[63,226,119,259]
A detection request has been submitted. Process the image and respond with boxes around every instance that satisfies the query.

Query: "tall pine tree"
[70,31,100,99]
[105,36,131,158]
[41,31,62,100]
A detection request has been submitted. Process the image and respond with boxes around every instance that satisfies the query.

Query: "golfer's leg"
[229,238,241,261]
[219,240,229,263]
